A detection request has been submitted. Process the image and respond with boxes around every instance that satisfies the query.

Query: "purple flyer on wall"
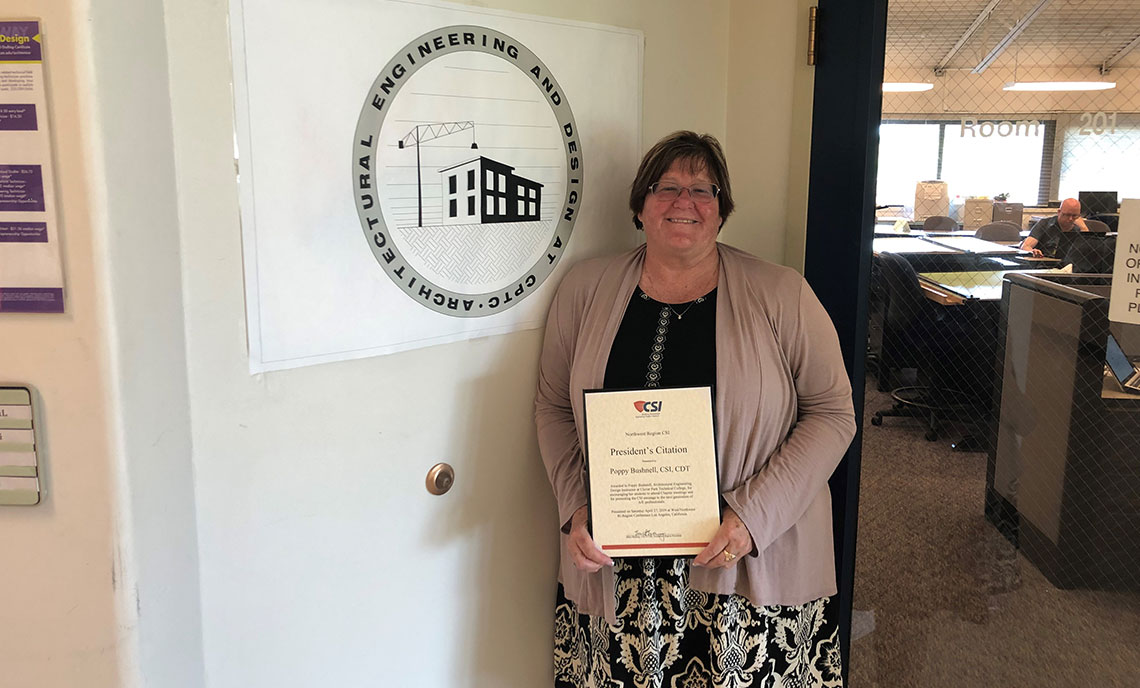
[0,104,36,130]
[0,19,64,313]
[0,221,47,242]
[0,22,42,63]
[0,287,64,313]
[0,164,45,212]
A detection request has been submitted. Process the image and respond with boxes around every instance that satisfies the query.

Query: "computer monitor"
[1078,191,1118,215]
[1105,333,1140,393]
[1056,232,1116,273]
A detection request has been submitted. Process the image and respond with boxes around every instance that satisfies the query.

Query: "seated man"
[1020,198,1090,257]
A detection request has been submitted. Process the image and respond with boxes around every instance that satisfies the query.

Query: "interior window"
[1058,114,1140,201]
[875,122,940,214]
[941,121,1045,205]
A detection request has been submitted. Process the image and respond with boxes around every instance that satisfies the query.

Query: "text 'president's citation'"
[583,386,721,557]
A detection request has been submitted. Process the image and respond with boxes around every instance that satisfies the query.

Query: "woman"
[535,131,856,687]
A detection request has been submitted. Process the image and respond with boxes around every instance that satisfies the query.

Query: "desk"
[913,270,1037,450]
[871,252,1020,395]
[918,270,1013,304]
[874,227,926,237]
[1103,370,1140,400]
[872,237,988,273]
[927,229,982,237]
[875,237,1028,274]
[1012,255,1063,268]
[919,269,1067,304]
[986,274,1140,591]
[916,278,969,305]
[872,236,957,254]
[923,229,1031,246]
[923,236,1023,255]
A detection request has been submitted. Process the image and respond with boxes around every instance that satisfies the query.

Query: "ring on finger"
[723,550,736,562]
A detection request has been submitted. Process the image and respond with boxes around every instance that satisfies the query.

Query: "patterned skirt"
[553,557,843,688]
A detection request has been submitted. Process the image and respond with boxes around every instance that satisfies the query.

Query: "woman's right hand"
[568,505,613,572]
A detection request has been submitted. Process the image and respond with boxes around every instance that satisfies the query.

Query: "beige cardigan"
[535,243,856,624]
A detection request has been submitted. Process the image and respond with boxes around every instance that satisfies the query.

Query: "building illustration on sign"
[396,120,543,227]
[438,156,542,225]
[354,26,583,318]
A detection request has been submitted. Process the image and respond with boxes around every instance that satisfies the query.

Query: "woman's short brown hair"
[628,131,734,230]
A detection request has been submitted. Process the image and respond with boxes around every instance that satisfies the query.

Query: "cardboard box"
[914,181,949,222]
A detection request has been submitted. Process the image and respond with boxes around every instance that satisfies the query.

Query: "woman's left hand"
[692,506,754,569]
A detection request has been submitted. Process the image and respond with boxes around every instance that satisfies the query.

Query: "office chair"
[1084,219,1110,234]
[1057,233,1117,273]
[922,215,957,232]
[1087,213,1119,232]
[974,221,1021,242]
[871,253,984,441]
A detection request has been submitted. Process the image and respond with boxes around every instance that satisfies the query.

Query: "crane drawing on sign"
[398,121,478,227]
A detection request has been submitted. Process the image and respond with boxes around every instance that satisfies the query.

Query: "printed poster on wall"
[231,0,642,373]
[1109,199,1140,325]
[0,19,64,313]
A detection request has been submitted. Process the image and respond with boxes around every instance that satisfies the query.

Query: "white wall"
[1,0,816,685]
[724,0,817,267]
[1,0,204,685]
[169,1,735,684]
[87,0,204,684]
[0,1,132,686]
[439,0,816,266]
[475,0,731,146]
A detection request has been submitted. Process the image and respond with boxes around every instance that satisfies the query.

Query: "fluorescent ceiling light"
[883,82,934,92]
[1003,81,1116,92]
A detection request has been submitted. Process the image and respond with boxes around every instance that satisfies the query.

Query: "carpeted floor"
[848,376,1140,687]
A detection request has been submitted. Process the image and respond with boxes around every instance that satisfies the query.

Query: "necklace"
[638,258,718,316]
[639,290,706,319]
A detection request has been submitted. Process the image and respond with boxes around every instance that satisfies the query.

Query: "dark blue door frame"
[804,0,888,680]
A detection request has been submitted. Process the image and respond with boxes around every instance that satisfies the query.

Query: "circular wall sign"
[353,25,582,317]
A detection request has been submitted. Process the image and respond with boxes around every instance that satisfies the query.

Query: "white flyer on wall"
[231,0,642,372]
[1109,199,1140,325]
[0,19,64,313]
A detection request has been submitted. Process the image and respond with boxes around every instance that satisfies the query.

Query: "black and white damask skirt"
[553,557,843,688]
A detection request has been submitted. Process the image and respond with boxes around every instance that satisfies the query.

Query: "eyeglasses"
[1059,211,1081,219]
[648,182,720,204]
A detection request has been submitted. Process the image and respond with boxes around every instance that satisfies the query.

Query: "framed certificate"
[582,386,721,557]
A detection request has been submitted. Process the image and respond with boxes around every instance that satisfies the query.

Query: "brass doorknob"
[425,463,455,495]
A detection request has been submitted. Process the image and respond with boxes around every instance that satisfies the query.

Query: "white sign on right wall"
[1109,199,1140,325]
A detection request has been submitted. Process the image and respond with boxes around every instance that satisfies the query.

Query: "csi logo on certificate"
[353,26,583,317]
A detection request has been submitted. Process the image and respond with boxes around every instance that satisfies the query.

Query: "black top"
[603,286,717,390]
[1027,216,1065,256]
